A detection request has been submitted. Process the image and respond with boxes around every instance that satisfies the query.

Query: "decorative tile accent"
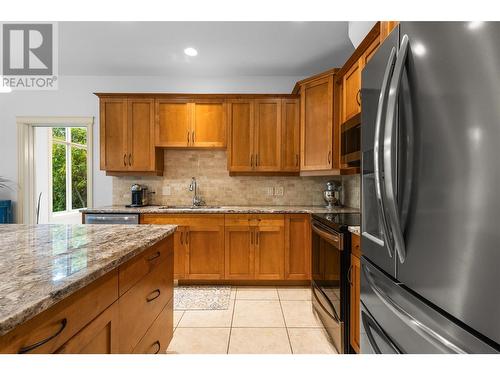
[174,285,231,310]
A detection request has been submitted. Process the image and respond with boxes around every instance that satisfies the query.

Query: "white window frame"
[16,116,94,224]
[49,126,90,218]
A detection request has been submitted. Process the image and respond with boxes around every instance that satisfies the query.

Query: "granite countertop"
[0,223,176,336]
[81,205,360,215]
[348,226,361,235]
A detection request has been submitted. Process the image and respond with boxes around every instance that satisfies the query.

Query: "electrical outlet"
[266,187,274,196]
[274,186,284,196]
[162,186,171,196]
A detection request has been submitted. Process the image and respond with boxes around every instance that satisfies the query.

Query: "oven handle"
[312,285,341,324]
[311,222,342,249]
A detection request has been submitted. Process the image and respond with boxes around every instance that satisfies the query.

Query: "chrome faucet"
[189,177,205,206]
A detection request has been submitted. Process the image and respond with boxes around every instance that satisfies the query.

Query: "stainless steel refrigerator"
[360,22,500,354]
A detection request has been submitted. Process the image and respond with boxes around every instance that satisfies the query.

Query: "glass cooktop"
[312,213,360,232]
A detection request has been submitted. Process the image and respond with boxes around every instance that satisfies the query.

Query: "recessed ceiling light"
[184,47,198,57]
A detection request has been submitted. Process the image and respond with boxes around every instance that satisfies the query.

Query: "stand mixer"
[323,180,342,209]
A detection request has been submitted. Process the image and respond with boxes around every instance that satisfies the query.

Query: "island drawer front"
[0,270,119,354]
[132,299,173,354]
[141,214,224,226]
[118,256,174,353]
[119,236,174,296]
[225,214,285,227]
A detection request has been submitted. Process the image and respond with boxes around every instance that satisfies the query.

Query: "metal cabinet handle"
[356,89,361,106]
[250,154,254,168]
[18,318,67,354]
[123,154,127,166]
[328,150,331,164]
[180,231,184,245]
[152,340,161,354]
[146,251,161,261]
[146,289,161,303]
[129,153,132,166]
[192,131,195,144]
[250,230,253,245]
[384,34,410,264]
[187,131,190,145]
[347,265,353,284]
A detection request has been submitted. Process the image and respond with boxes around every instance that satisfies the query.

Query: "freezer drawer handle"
[383,34,412,264]
[363,263,466,354]
[361,311,401,354]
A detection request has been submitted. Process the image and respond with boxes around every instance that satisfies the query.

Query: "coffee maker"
[127,184,149,207]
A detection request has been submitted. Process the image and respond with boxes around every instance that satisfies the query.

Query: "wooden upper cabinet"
[253,99,281,171]
[227,100,254,172]
[300,76,334,171]
[99,97,163,175]
[342,61,361,123]
[155,99,226,148]
[284,214,311,280]
[100,98,128,171]
[281,99,300,171]
[128,99,155,172]
[155,100,191,147]
[191,101,226,148]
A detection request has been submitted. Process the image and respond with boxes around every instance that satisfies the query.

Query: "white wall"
[0,75,304,221]
[348,21,377,48]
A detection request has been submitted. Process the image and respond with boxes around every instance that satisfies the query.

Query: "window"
[50,127,89,214]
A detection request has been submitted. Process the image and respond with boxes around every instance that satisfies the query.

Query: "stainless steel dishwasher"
[83,213,140,224]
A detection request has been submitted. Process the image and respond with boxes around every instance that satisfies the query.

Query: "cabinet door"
[342,61,361,123]
[173,227,187,280]
[254,225,284,280]
[224,226,254,279]
[100,98,128,171]
[281,99,300,171]
[56,302,119,354]
[128,98,155,171]
[227,100,254,172]
[300,76,334,171]
[253,99,281,171]
[132,300,173,354]
[349,254,361,353]
[284,214,311,280]
[192,101,226,148]
[155,100,191,147]
[185,222,225,280]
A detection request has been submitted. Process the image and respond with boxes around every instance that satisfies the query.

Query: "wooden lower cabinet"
[224,225,254,280]
[56,302,119,354]
[349,236,361,353]
[284,214,311,280]
[254,223,285,280]
[0,236,174,354]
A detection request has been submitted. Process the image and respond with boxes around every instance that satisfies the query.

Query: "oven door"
[311,219,344,352]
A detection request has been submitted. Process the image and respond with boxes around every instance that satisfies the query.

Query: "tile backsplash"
[112,150,360,208]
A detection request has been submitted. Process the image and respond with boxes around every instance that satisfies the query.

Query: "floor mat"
[174,285,232,310]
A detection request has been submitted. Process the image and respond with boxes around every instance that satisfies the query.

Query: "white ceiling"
[59,22,354,76]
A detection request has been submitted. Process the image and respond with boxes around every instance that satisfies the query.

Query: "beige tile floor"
[167,286,337,354]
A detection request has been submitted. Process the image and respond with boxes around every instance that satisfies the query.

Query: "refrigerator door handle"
[363,263,467,354]
[373,46,397,258]
[383,34,410,264]
[361,310,402,354]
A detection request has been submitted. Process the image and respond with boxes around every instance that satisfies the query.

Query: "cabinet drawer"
[119,236,174,295]
[132,299,173,354]
[0,270,119,354]
[225,214,284,227]
[351,233,361,258]
[118,257,173,353]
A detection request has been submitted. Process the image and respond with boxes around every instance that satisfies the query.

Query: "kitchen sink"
[158,205,221,209]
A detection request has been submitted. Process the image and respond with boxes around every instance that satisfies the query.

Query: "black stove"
[312,212,360,232]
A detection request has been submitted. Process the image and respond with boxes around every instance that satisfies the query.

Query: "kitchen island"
[0,223,176,354]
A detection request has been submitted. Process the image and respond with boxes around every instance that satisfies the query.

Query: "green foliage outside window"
[51,127,88,213]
